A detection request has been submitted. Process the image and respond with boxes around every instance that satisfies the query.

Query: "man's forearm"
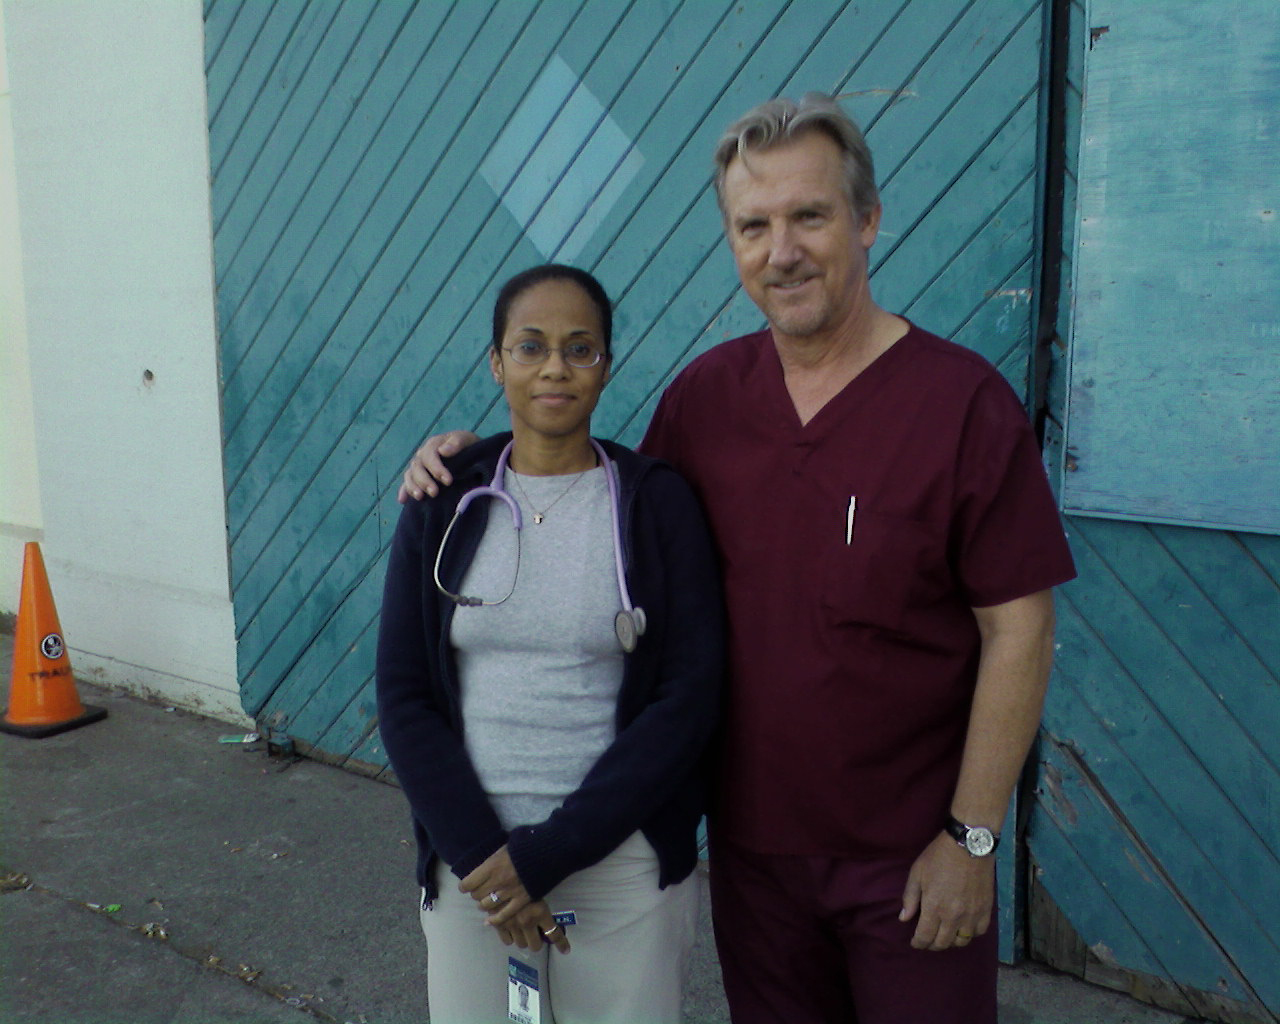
[949,589,1056,830]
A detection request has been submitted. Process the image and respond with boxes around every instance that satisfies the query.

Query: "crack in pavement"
[1,867,341,1022]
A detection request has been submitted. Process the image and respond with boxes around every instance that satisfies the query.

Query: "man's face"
[721,131,880,343]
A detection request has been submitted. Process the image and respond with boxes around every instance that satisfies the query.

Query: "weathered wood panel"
[1043,521,1280,1008]
[1034,523,1280,1022]
[1061,2,1280,535]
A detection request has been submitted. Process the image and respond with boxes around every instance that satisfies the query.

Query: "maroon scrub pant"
[709,839,998,1024]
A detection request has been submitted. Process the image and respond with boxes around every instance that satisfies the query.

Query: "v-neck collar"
[759,320,919,435]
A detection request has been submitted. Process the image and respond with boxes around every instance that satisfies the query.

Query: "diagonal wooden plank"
[1074,518,1280,788]
[1142,525,1280,765]
[256,569,379,727]
[875,3,1042,265]
[210,0,343,228]
[212,2,407,245]
[221,1,527,514]
[1144,531,1280,670]
[960,254,1036,390]
[1031,737,1267,1016]
[203,0,248,76]
[216,0,468,400]
[1049,581,1280,1005]
[875,93,1039,313]
[205,0,273,127]
[209,0,310,179]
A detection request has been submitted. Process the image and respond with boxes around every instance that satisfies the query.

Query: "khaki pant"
[420,832,698,1024]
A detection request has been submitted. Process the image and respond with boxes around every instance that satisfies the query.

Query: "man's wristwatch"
[944,815,1000,857]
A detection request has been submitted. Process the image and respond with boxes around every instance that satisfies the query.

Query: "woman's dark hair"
[491,264,613,355]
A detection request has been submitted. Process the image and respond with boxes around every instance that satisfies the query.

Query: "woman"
[376,264,724,1023]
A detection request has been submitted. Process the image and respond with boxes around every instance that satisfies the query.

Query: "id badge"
[507,957,540,1024]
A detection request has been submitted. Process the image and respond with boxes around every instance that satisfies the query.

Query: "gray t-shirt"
[449,464,624,830]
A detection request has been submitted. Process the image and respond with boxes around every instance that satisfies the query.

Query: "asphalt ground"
[0,632,1196,1024]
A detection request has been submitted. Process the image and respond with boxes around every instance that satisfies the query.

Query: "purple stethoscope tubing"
[432,439,647,652]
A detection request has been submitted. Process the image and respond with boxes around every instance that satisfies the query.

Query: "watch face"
[965,827,996,857]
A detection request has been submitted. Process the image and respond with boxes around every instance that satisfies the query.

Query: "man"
[400,94,1076,1023]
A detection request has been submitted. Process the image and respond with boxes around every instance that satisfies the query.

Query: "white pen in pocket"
[845,496,857,545]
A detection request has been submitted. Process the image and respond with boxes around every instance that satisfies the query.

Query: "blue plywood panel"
[1062,2,1280,536]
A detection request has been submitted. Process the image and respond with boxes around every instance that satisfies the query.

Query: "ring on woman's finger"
[955,932,973,944]
[486,891,502,906]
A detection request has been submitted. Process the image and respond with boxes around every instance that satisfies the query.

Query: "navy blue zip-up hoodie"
[376,434,725,902]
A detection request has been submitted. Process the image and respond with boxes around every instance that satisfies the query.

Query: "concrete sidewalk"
[1,636,1198,1023]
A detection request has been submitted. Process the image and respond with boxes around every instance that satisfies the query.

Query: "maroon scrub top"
[640,323,1077,859]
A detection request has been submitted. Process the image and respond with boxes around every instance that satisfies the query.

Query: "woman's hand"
[459,848,570,954]
[503,900,573,954]
[459,845,533,924]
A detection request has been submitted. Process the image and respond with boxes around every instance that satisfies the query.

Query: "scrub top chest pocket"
[821,507,943,635]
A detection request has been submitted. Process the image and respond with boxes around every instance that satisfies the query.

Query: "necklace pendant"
[533,513,545,525]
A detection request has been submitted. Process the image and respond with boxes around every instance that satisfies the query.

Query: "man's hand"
[898,831,995,951]
[458,845,532,924]
[397,430,480,502]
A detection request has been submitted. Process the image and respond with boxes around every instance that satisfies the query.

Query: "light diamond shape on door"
[481,55,644,262]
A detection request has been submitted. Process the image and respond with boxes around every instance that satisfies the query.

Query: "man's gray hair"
[713,93,879,221]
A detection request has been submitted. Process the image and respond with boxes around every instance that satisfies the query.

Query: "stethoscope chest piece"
[614,607,647,654]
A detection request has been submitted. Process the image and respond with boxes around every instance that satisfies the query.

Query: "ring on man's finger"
[541,925,560,938]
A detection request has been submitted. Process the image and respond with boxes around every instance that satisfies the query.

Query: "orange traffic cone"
[2,542,107,738]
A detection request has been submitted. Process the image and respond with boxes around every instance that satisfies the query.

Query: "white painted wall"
[2,0,244,724]
[0,2,42,584]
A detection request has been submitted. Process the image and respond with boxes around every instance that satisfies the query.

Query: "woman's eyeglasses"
[504,340,604,368]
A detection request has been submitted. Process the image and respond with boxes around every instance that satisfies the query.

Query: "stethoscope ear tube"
[432,443,523,608]
[433,498,521,608]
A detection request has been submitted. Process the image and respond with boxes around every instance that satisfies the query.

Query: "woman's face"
[490,278,610,446]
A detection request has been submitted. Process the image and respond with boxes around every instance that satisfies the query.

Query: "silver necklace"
[509,467,590,524]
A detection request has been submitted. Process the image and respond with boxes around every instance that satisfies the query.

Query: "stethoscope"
[433,439,648,653]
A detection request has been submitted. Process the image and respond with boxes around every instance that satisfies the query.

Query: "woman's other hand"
[505,900,573,954]
[397,430,480,502]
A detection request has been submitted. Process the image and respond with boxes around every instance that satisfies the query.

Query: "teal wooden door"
[205,0,1051,779]
[1029,3,1280,1021]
